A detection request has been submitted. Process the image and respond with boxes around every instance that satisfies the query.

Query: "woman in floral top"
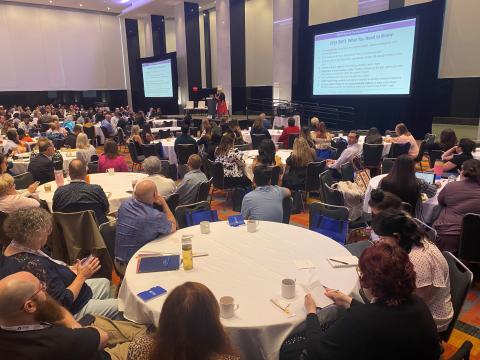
[214,133,252,188]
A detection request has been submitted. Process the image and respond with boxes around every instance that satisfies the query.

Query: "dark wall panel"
[204,11,212,89]
[184,2,202,100]
[125,18,142,111]
[151,15,166,56]
[230,0,246,114]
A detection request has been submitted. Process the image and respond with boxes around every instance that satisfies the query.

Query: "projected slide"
[313,18,417,95]
[142,59,173,97]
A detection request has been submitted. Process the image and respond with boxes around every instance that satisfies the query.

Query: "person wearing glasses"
[284,242,441,359]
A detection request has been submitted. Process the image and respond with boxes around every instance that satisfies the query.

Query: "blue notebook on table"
[228,215,245,227]
[137,286,167,302]
[136,255,180,274]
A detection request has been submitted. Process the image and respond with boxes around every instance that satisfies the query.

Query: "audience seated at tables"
[228,119,245,145]
[115,179,176,267]
[129,125,144,155]
[364,127,383,144]
[62,115,75,133]
[297,242,441,360]
[378,155,437,213]
[372,209,453,331]
[127,282,239,360]
[28,138,55,184]
[47,121,67,140]
[434,159,480,252]
[83,117,94,128]
[64,124,82,149]
[441,138,476,173]
[3,128,26,155]
[17,113,33,133]
[282,137,316,190]
[101,114,115,137]
[0,174,39,213]
[326,131,362,173]
[241,165,291,222]
[175,125,199,153]
[143,156,176,197]
[75,133,97,165]
[385,123,419,158]
[416,128,457,162]
[197,118,213,152]
[176,154,208,206]
[0,208,120,319]
[310,118,332,150]
[17,128,34,144]
[53,160,109,224]
[98,140,128,173]
[278,117,300,149]
[214,134,252,188]
[300,126,316,149]
[250,117,271,139]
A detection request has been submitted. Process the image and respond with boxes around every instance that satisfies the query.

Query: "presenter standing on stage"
[215,88,228,117]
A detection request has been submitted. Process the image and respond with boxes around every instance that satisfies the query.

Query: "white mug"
[200,221,210,234]
[246,220,259,233]
[281,278,296,299]
[219,296,239,319]
[131,179,138,190]
[107,168,115,176]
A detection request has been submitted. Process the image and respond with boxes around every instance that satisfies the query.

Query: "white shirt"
[146,174,176,197]
[330,142,362,170]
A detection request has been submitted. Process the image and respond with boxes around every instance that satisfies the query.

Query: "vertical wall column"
[229,0,246,114]
[203,11,212,88]
[138,16,154,58]
[151,15,166,56]
[216,0,232,111]
[273,0,293,101]
[125,18,141,109]
[120,18,132,108]
[174,3,189,106]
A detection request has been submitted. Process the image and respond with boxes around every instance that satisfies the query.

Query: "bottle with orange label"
[85,174,90,184]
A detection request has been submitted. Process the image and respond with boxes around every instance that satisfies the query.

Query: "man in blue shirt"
[241,165,291,222]
[115,179,177,267]
[100,114,115,137]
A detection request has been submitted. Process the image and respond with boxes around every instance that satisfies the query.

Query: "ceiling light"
[49,0,52,3]
[79,3,83,6]
[107,7,111,10]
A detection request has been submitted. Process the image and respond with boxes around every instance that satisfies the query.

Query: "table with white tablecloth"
[150,126,181,134]
[474,149,480,160]
[38,172,147,212]
[11,150,77,175]
[242,129,284,145]
[94,124,105,145]
[151,119,178,127]
[272,115,300,129]
[243,149,292,181]
[118,221,358,360]
[152,138,199,165]
[363,174,448,224]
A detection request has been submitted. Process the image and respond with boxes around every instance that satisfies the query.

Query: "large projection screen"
[312,18,417,96]
[142,59,174,98]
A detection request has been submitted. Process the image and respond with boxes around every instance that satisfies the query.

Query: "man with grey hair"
[115,179,176,268]
[143,156,176,197]
[176,154,208,205]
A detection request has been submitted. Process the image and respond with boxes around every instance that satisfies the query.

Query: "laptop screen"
[415,172,435,184]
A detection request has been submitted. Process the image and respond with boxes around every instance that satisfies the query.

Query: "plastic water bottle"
[54,170,64,187]
[181,235,193,270]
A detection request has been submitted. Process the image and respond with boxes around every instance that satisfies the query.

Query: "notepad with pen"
[228,215,245,227]
[327,256,358,268]
[137,286,167,301]
[136,255,180,273]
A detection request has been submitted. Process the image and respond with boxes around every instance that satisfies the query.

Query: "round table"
[150,126,181,134]
[118,221,358,360]
[243,149,292,181]
[38,172,147,212]
[11,150,77,175]
[242,129,284,145]
[151,119,178,127]
[153,137,200,165]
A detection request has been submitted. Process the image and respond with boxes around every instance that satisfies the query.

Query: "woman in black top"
[416,128,457,162]
[302,242,441,360]
[442,138,475,173]
[250,117,271,139]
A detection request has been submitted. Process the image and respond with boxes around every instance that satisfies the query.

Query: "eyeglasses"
[20,281,46,310]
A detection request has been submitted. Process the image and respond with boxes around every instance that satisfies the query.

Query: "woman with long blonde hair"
[75,133,97,164]
[282,137,316,189]
[312,120,332,150]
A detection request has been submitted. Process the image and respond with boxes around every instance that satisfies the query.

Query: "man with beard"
[0,271,109,359]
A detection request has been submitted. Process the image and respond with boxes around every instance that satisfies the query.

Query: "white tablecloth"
[363,174,448,224]
[150,126,181,134]
[38,172,147,212]
[118,221,358,360]
[11,150,77,175]
[243,149,292,181]
[474,149,480,160]
[152,138,200,165]
[273,115,300,128]
[151,119,178,127]
[242,129,283,145]
[94,124,105,145]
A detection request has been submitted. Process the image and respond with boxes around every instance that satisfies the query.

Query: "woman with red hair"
[300,242,441,359]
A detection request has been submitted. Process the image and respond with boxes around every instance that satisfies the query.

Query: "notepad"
[228,215,245,227]
[136,255,180,273]
[327,256,359,268]
[300,281,334,308]
[137,286,167,301]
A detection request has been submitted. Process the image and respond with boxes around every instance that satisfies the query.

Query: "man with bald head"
[53,159,109,224]
[0,271,109,359]
[115,179,176,268]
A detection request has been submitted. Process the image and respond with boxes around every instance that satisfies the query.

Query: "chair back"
[99,220,116,263]
[305,161,326,193]
[309,202,349,244]
[83,126,96,142]
[428,149,443,169]
[385,130,397,137]
[13,172,34,190]
[344,240,373,257]
[189,127,198,137]
[439,252,473,342]
[413,218,437,242]
[208,160,225,189]
[166,193,179,213]
[251,134,266,150]
[140,144,157,158]
[158,129,171,139]
[363,143,384,168]
[458,213,480,262]
[287,133,299,149]
[116,128,126,145]
[388,142,410,158]
[176,144,196,165]
[197,100,206,109]
[127,141,142,164]
[53,138,65,150]
[356,129,369,136]
[185,101,195,109]
[163,120,173,127]
[339,162,354,182]
[330,138,347,159]
[0,211,11,248]
[381,158,395,174]
[175,201,211,229]
[324,183,345,206]
[195,178,212,202]
[282,197,293,224]
[319,169,336,202]
[100,126,110,139]
[270,166,281,185]
[87,161,99,174]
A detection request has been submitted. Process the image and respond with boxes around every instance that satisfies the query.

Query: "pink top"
[395,134,419,158]
[98,154,129,173]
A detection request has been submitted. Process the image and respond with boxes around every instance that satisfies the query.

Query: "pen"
[328,258,349,265]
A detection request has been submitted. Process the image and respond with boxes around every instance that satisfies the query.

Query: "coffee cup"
[131,179,138,190]
[281,278,296,299]
[219,296,239,319]
[107,168,115,176]
[200,221,210,234]
[246,220,259,233]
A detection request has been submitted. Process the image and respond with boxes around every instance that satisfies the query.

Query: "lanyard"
[10,241,67,267]
[1,323,51,332]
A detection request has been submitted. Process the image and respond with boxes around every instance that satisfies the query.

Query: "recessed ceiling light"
[107,7,111,10]
[79,3,83,6]
[49,0,52,3]
[199,6,202,9]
